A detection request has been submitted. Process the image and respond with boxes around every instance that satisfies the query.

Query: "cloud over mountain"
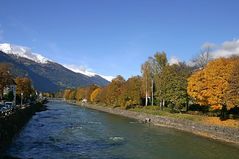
[63,64,115,81]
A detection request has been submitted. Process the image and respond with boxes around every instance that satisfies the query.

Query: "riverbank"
[68,101,239,146]
[0,102,47,155]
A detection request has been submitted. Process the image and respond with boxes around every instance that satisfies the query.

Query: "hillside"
[0,51,109,92]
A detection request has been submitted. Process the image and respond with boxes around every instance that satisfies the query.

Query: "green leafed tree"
[160,63,192,111]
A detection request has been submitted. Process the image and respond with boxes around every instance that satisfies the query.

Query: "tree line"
[0,63,35,104]
[60,52,239,120]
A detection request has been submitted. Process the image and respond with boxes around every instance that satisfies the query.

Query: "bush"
[188,104,209,113]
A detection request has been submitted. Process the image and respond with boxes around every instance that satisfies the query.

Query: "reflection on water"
[6,101,239,159]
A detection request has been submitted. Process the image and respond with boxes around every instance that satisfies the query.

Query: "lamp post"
[21,92,23,107]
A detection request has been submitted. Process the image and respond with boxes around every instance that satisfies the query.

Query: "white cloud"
[63,64,96,77]
[169,56,180,65]
[204,39,239,59]
[201,42,216,50]
[63,64,114,81]
[99,75,115,82]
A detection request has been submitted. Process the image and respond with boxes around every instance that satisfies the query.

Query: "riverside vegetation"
[56,51,239,129]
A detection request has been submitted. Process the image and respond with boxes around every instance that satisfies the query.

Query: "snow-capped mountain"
[0,43,50,64]
[0,43,114,81]
[0,43,111,92]
[63,64,115,81]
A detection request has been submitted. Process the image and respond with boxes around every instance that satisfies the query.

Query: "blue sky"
[0,0,239,79]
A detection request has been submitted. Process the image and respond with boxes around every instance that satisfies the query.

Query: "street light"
[21,92,23,107]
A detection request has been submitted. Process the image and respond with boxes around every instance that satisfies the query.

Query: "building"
[3,79,16,106]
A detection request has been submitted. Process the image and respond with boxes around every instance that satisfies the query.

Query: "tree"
[105,75,125,107]
[119,76,143,109]
[187,57,239,118]
[75,87,86,101]
[74,85,99,102]
[187,70,208,106]
[15,77,34,103]
[63,89,72,100]
[192,46,212,69]
[85,85,99,101]
[141,52,168,107]
[153,52,168,109]
[0,63,14,99]
[68,89,76,100]
[95,87,107,104]
[90,88,102,103]
[3,90,14,101]
[160,63,192,111]
[141,61,152,106]
[153,52,168,72]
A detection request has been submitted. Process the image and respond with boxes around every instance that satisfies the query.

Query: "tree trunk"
[220,104,227,120]
[145,76,148,106]
[160,100,162,110]
[151,79,153,106]
[186,101,189,112]
[162,99,165,110]
[145,91,148,106]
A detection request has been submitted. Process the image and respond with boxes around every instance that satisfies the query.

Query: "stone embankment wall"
[0,102,46,153]
[80,103,239,145]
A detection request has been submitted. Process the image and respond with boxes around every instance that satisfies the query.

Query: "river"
[6,101,239,159]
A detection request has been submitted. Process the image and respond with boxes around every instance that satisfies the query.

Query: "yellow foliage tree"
[188,57,239,110]
[15,77,34,98]
[75,88,85,101]
[90,88,102,103]
[63,89,72,100]
[105,75,125,106]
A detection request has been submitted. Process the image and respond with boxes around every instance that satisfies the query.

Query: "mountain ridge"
[0,43,114,81]
[0,50,109,92]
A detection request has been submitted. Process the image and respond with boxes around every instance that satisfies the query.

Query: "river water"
[6,101,239,159]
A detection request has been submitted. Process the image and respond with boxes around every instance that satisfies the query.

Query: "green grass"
[129,106,203,122]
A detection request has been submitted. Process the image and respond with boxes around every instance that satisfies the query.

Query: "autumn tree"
[187,70,208,106]
[15,77,34,102]
[90,88,102,103]
[85,85,99,101]
[68,89,76,100]
[63,89,72,100]
[74,85,98,102]
[105,75,125,107]
[188,57,239,118]
[95,87,107,104]
[119,76,143,109]
[0,63,14,99]
[75,87,86,101]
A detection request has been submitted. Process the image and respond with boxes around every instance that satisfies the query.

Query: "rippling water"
[6,101,239,159]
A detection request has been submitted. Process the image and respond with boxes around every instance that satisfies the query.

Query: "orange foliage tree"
[15,77,34,98]
[90,88,102,103]
[188,57,239,111]
[119,76,143,108]
[104,75,125,107]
